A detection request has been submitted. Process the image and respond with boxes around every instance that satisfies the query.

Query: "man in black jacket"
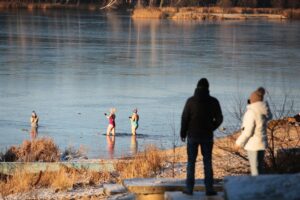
[180,78,223,196]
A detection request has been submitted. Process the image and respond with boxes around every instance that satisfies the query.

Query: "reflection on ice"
[0,10,299,158]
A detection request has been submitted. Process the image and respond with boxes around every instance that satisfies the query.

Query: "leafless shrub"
[168,114,180,177]
[229,95,248,123]
[265,118,300,173]
[61,145,87,161]
[218,93,300,175]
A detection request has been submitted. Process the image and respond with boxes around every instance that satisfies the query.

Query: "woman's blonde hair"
[110,107,116,114]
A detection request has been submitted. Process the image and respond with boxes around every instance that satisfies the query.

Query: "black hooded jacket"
[180,87,223,141]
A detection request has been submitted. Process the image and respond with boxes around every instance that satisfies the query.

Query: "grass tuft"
[115,145,164,179]
[2,138,60,162]
[132,8,167,18]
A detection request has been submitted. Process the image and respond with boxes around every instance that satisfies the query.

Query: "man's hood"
[194,87,210,100]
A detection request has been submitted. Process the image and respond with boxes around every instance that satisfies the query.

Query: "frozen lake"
[0,10,299,158]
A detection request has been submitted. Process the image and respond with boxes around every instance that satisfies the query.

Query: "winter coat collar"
[247,101,268,116]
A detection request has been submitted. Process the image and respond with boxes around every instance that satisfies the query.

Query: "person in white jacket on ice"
[236,87,272,176]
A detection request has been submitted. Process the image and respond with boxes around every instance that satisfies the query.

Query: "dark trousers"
[186,138,214,192]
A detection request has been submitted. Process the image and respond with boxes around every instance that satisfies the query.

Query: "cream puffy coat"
[236,101,272,151]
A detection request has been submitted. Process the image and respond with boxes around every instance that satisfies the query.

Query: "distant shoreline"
[131,7,300,20]
[1,2,299,21]
[0,2,104,11]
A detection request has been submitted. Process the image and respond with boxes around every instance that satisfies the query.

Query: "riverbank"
[1,2,299,21]
[1,117,299,199]
[131,7,300,20]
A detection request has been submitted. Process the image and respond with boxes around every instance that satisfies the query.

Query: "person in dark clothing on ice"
[180,78,223,196]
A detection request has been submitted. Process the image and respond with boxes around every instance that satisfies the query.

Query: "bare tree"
[169,113,180,177]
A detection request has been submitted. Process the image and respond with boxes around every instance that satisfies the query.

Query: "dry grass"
[1,119,298,197]
[0,145,163,197]
[205,6,225,13]
[115,145,165,180]
[265,118,300,173]
[2,138,60,162]
[132,8,167,19]
[0,166,115,197]
[172,12,222,20]
[160,118,300,179]
[0,171,35,196]
[161,6,179,13]
[178,7,220,13]
[0,144,164,197]
[214,118,300,175]
[131,7,299,19]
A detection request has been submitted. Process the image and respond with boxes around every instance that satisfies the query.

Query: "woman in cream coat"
[236,87,272,176]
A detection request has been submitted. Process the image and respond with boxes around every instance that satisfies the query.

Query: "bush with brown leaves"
[2,138,60,162]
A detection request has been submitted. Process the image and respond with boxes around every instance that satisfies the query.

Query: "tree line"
[215,0,299,8]
[97,0,299,9]
[140,0,300,8]
[4,0,299,9]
